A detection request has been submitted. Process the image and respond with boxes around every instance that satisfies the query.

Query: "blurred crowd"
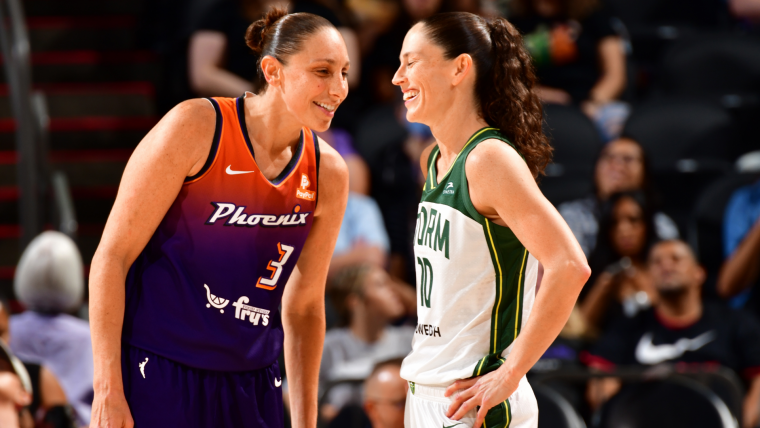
[0,0,759,426]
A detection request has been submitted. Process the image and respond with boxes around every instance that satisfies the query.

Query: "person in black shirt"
[584,239,760,428]
[509,0,628,140]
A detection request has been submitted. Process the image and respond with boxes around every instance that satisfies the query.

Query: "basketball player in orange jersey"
[88,9,349,428]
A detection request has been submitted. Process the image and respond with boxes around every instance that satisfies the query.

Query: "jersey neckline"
[235,93,305,187]
[429,127,498,189]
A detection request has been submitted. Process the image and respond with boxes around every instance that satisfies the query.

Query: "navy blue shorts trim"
[122,345,283,428]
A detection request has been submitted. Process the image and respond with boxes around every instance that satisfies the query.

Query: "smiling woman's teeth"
[315,102,336,112]
[403,91,419,101]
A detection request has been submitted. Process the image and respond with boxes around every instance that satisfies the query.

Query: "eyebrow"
[311,58,350,67]
[399,51,419,61]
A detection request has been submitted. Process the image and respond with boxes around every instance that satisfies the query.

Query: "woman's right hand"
[90,390,134,428]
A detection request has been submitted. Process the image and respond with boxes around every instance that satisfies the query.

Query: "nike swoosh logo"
[443,423,463,428]
[635,330,716,365]
[226,165,255,175]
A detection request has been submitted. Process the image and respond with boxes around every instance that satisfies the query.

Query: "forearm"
[718,221,760,298]
[589,74,624,103]
[501,262,588,377]
[328,246,387,278]
[579,275,615,331]
[590,37,626,102]
[744,377,760,428]
[190,67,254,98]
[283,309,325,428]
[89,250,129,396]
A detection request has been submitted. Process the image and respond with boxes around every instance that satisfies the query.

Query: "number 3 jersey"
[122,95,319,371]
[400,128,540,386]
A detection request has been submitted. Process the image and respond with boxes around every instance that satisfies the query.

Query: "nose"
[329,71,349,101]
[392,62,405,86]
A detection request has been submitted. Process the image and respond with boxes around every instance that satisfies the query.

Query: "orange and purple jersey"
[123,95,320,371]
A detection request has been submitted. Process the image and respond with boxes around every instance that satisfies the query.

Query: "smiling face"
[595,138,645,200]
[269,27,349,132]
[610,196,647,258]
[392,23,463,126]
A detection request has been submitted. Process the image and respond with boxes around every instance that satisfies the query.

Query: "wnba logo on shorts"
[296,174,315,201]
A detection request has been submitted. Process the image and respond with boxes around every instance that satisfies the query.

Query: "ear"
[451,53,474,87]
[260,55,283,88]
[694,264,707,287]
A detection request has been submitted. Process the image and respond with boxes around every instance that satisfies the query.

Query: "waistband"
[408,376,528,404]
[408,382,460,404]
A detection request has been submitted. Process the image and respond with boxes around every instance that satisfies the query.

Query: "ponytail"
[484,17,551,178]
[421,13,552,178]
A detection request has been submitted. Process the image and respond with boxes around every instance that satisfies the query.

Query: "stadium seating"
[534,384,587,428]
[622,98,740,228]
[593,378,736,428]
[539,104,602,205]
[655,33,760,100]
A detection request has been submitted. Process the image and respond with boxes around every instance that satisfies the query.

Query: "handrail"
[0,0,77,246]
[0,0,43,249]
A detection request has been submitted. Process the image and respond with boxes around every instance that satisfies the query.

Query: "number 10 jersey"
[400,128,539,386]
[122,95,319,372]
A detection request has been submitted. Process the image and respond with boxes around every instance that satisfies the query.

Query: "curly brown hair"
[421,12,552,178]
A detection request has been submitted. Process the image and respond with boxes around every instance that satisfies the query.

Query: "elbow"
[565,258,591,294]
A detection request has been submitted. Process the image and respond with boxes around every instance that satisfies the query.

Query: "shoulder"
[160,99,217,138]
[315,136,349,214]
[316,136,349,184]
[465,138,531,181]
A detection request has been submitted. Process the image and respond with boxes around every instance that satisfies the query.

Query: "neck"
[244,90,304,157]
[656,287,702,325]
[427,98,489,166]
[350,309,386,344]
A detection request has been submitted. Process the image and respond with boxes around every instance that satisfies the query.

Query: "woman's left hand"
[443,367,521,428]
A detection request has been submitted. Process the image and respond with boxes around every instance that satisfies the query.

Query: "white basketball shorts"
[404,376,538,428]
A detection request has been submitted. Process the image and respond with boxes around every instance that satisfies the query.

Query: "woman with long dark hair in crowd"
[559,137,679,257]
[581,190,660,334]
[89,9,349,428]
[392,12,590,427]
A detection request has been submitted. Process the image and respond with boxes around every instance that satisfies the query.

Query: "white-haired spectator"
[9,231,93,426]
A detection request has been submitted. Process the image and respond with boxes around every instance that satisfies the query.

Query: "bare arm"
[89,100,214,428]
[717,219,760,298]
[39,366,67,409]
[188,31,254,97]
[282,140,349,428]
[446,140,590,427]
[744,376,760,428]
[588,36,626,103]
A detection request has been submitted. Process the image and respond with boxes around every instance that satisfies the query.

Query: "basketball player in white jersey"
[392,12,591,428]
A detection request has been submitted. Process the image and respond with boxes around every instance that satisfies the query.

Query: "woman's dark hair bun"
[245,7,288,55]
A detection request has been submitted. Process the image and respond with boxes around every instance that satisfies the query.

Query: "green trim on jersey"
[420,127,530,384]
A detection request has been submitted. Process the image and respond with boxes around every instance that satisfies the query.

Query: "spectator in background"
[509,0,628,140]
[363,358,407,428]
[584,240,760,428]
[9,231,93,426]
[188,0,361,97]
[320,265,414,421]
[559,137,678,258]
[0,301,73,428]
[329,178,390,277]
[580,191,659,334]
[717,178,760,313]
